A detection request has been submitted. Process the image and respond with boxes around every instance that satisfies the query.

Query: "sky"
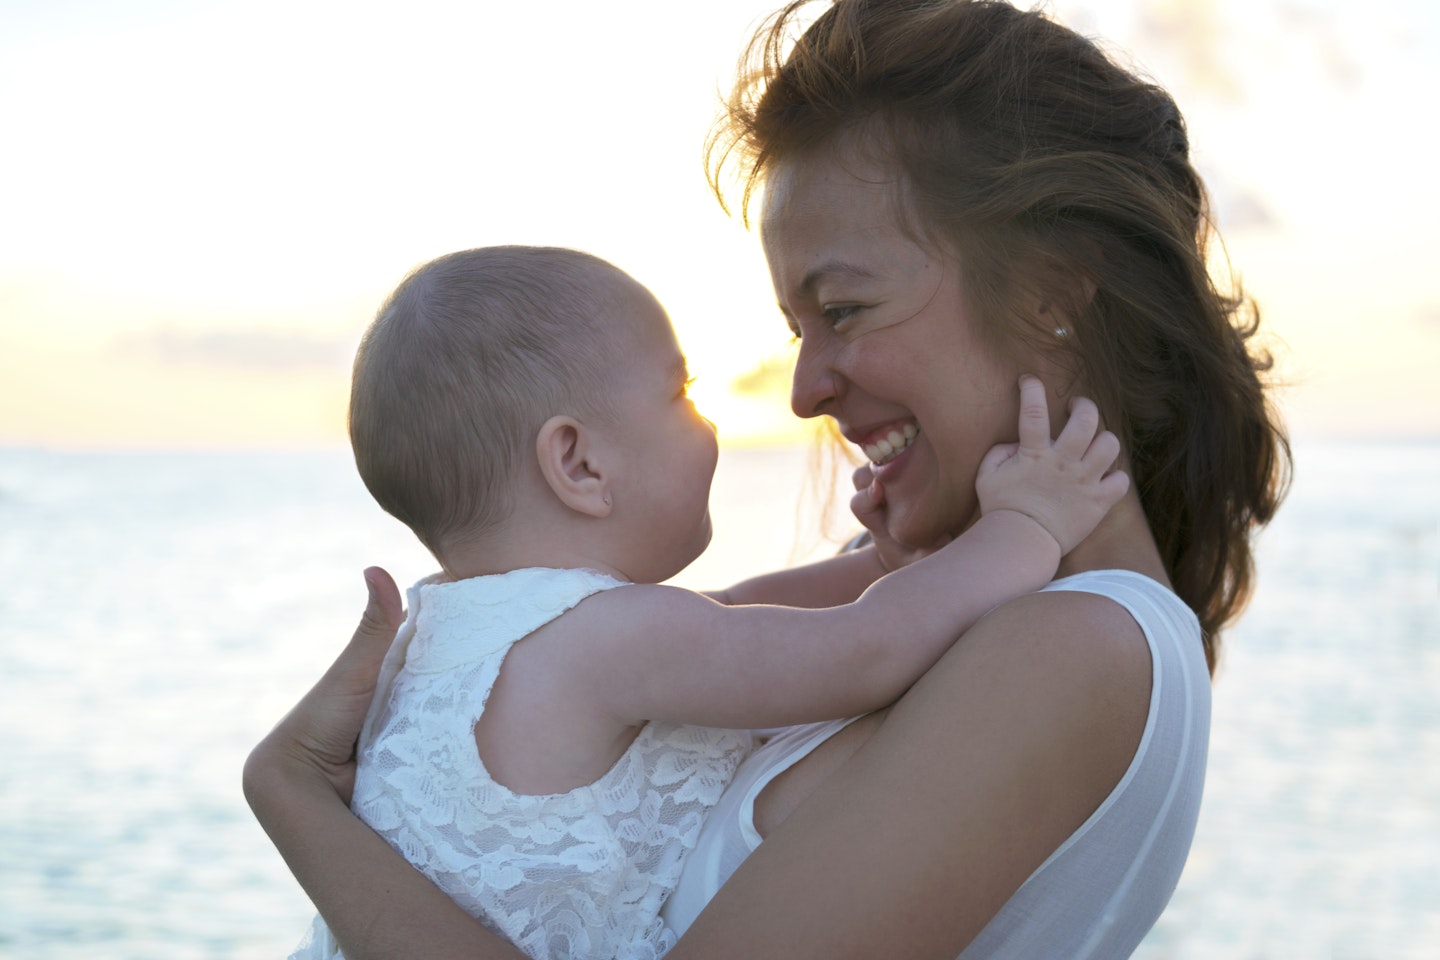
[1,0,1437,448]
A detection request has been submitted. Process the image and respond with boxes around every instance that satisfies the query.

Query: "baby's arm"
[708,452,946,611]
[584,377,1128,730]
[705,545,887,609]
[708,457,948,610]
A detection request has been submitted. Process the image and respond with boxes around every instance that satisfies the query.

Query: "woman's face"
[761,150,1026,548]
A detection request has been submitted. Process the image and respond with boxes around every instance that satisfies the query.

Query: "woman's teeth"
[863,424,918,465]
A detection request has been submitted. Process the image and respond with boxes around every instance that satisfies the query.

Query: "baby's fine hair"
[349,246,627,559]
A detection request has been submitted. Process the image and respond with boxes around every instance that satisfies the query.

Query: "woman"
[245,0,1290,956]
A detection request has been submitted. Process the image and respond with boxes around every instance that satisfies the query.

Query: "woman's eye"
[678,376,697,399]
[822,304,860,328]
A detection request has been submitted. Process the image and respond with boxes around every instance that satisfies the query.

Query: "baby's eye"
[679,376,697,399]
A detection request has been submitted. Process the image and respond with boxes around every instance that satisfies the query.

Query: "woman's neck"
[1055,487,1169,586]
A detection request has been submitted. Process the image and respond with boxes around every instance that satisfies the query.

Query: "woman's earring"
[1053,327,1069,339]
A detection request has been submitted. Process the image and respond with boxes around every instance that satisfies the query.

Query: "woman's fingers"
[291,568,402,789]
[345,568,403,676]
[312,567,401,709]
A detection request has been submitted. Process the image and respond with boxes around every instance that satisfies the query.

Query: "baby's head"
[350,246,648,562]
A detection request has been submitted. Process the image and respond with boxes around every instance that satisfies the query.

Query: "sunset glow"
[2,0,1436,449]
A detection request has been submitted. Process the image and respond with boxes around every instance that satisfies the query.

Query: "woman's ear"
[1023,266,1097,415]
[1035,266,1097,340]
[535,415,613,518]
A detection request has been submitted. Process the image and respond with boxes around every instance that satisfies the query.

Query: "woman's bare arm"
[665,589,1153,959]
[248,576,1149,959]
[247,752,513,959]
[243,569,520,960]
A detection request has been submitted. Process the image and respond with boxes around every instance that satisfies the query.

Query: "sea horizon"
[1,438,1435,958]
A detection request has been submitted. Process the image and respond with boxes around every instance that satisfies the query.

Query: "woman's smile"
[856,421,919,467]
[762,147,1023,548]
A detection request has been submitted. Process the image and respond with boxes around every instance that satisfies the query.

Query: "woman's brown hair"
[709,0,1291,671]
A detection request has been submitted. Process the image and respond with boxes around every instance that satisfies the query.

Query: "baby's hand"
[976,375,1129,555]
[850,464,950,571]
[846,466,950,569]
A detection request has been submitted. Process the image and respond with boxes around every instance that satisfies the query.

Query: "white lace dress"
[291,567,753,960]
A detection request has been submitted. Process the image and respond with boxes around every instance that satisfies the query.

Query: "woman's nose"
[790,338,840,419]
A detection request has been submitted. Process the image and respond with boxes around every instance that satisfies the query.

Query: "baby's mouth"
[862,423,919,466]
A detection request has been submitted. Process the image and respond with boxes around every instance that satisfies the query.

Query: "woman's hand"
[849,464,951,572]
[245,567,404,808]
[244,569,527,960]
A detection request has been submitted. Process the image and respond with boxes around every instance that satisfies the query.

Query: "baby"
[290,246,1127,959]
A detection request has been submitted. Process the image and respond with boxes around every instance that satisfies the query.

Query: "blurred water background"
[0,439,1435,959]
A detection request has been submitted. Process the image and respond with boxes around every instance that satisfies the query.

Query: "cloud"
[114,326,352,372]
[1211,185,1280,232]
[1274,1,1364,90]
[1136,0,1245,102]
[1129,0,1373,105]
[731,353,795,397]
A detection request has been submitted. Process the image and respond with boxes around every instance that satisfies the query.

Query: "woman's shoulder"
[969,572,1159,696]
[947,572,1211,955]
[1038,568,1199,634]
[672,573,1175,955]
[990,568,1201,688]
[898,576,1156,831]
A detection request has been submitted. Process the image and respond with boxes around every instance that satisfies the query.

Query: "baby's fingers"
[1016,375,1054,451]
[978,441,1019,479]
[850,474,886,531]
[1098,466,1131,504]
[1081,428,1123,477]
[1054,395,1102,458]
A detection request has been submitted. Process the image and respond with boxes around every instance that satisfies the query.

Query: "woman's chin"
[884,510,946,553]
[884,493,974,552]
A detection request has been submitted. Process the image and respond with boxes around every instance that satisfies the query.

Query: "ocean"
[0,440,1435,959]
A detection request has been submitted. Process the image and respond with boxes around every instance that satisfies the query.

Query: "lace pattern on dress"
[291,567,751,960]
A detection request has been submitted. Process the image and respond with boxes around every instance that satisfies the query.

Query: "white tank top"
[661,570,1210,958]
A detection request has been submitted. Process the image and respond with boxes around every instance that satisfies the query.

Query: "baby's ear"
[535,415,612,518]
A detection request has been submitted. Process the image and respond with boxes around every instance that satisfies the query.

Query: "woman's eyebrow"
[797,260,882,297]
